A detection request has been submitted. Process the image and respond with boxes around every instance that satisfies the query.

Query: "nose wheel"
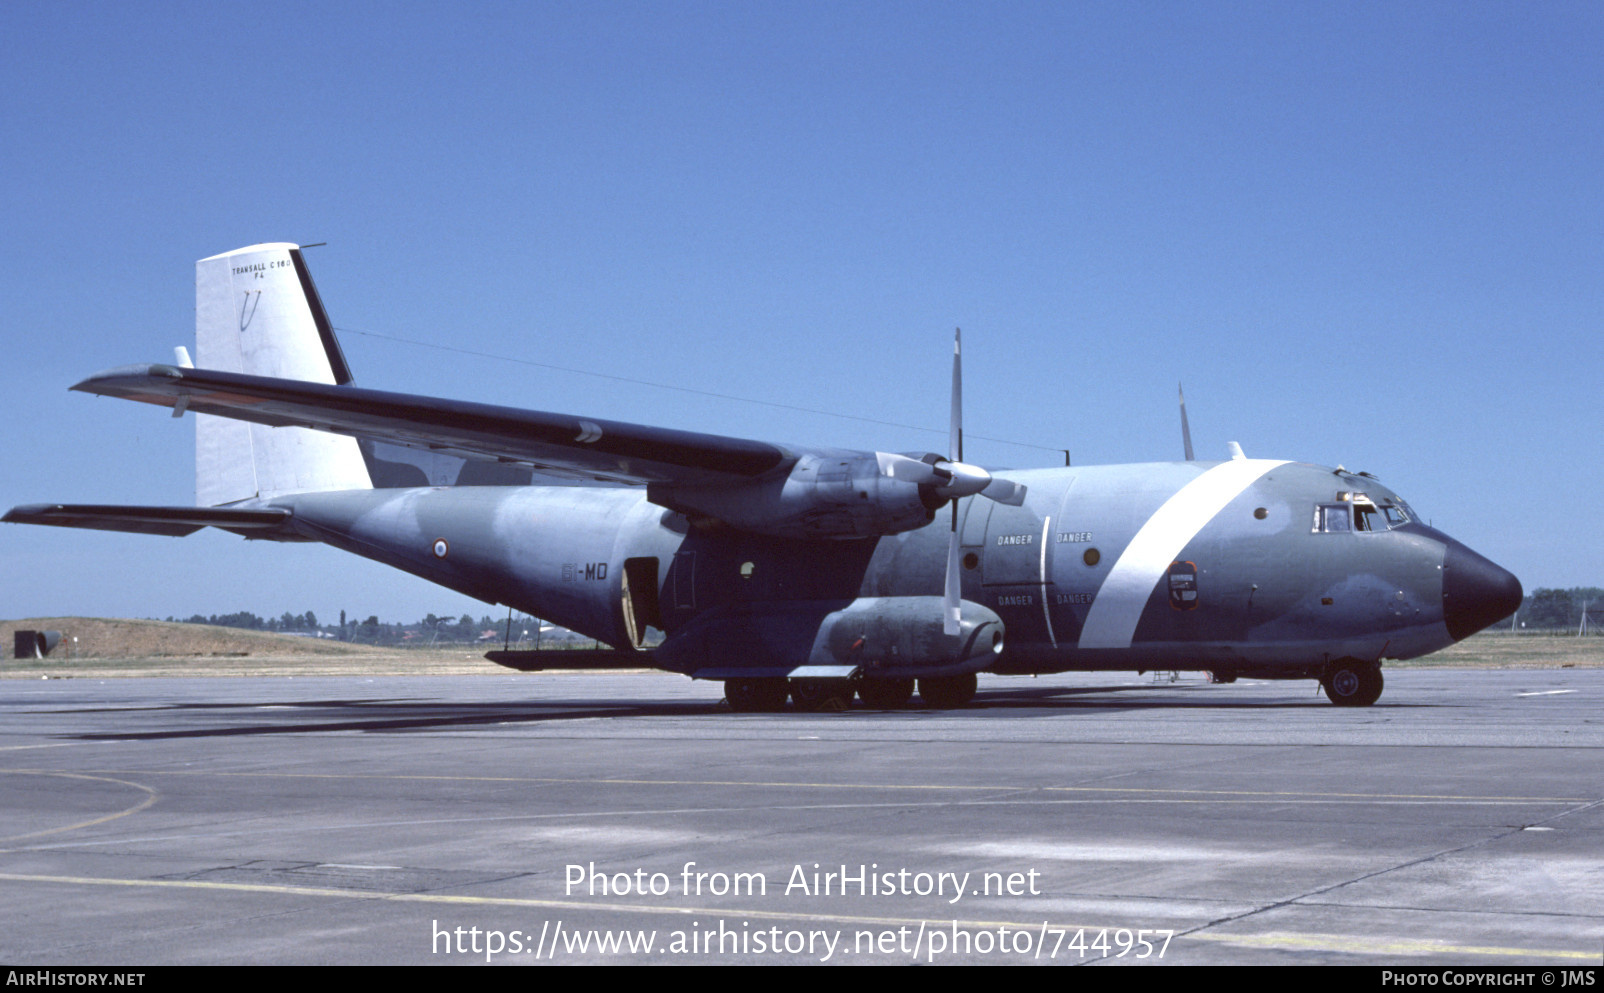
[1321,661,1383,706]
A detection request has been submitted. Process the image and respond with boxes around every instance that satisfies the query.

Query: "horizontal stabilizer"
[74,365,792,487]
[3,504,293,537]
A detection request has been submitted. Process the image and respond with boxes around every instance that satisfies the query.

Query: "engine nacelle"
[654,596,1005,678]
[649,452,939,540]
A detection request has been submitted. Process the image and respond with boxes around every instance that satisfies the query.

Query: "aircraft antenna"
[1179,382,1195,461]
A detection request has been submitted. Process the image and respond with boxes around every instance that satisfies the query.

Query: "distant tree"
[1523,589,1575,629]
[182,611,265,630]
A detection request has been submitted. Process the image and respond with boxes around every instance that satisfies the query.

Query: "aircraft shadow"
[65,698,724,740]
[52,682,1418,740]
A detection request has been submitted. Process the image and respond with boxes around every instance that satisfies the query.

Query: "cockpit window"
[1318,492,1410,533]
[1354,502,1384,532]
[1314,504,1352,533]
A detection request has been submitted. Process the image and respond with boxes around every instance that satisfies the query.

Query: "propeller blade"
[944,501,961,635]
[945,329,963,636]
[876,451,939,484]
[982,477,1027,506]
[950,328,962,464]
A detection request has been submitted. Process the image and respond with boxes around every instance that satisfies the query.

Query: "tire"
[790,679,855,712]
[857,678,914,709]
[917,673,978,709]
[725,678,790,713]
[1321,662,1383,707]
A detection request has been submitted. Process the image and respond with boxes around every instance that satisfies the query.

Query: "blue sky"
[3,1,1600,623]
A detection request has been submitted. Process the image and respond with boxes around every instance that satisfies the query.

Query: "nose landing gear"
[1321,660,1383,706]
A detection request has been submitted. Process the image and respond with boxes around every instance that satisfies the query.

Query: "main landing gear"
[916,673,977,709]
[856,678,914,709]
[1321,660,1384,706]
[723,677,790,713]
[789,679,855,712]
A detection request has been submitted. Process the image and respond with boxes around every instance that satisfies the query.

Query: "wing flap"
[74,365,792,486]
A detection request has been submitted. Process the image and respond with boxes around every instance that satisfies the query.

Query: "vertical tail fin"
[194,243,372,505]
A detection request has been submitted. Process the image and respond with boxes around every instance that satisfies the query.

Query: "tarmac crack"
[1291,899,1604,921]
[1173,794,1604,951]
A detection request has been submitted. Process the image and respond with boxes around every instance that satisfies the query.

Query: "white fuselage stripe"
[1040,515,1057,648]
[1077,459,1288,650]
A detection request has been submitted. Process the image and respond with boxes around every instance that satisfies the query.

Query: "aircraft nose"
[1442,540,1523,641]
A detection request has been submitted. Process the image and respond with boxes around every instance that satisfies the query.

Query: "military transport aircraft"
[5,244,1523,710]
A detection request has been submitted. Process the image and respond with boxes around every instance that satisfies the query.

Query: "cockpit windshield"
[1314,493,1412,533]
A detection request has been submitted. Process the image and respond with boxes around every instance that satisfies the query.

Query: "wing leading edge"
[73,364,794,487]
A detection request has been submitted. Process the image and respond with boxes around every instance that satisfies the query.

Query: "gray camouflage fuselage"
[259,458,1516,681]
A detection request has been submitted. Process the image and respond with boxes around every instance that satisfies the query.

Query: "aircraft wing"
[3,503,296,538]
[72,364,794,487]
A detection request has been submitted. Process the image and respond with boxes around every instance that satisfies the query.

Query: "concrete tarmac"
[1,668,1600,966]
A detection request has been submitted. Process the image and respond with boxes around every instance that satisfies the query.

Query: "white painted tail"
[194,243,372,505]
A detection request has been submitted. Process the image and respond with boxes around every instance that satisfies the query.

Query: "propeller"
[877,329,1027,634]
[874,334,1027,508]
[875,451,1026,504]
